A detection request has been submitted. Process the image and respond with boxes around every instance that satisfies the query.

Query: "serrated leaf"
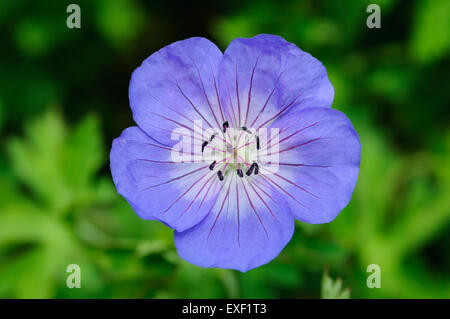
[7,110,71,210]
[7,109,106,212]
[64,113,104,190]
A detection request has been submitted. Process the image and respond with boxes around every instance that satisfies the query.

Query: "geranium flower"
[110,34,360,272]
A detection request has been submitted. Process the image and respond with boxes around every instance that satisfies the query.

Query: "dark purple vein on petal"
[244,56,260,126]
[271,163,331,168]
[139,139,201,157]
[226,81,239,128]
[241,179,269,240]
[250,71,284,127]
[190,59,222,129]
[259,174,311,211]
[141,165,208,191]
[161,170,210,213]
[137,159,207,165]
[198,174,220,210]
[209,61,226,123]
[126,140,173,152]
[236,178,241,247]
[176,82,215,129]
[277,137,336,154]
[207,177,232,241]
[235,63,241,127]
[145,111,194,134]
[273,172,322,199]
[154,125,205,145]
[247,180,281,226]
[148,91,195,129]
[257,91,302,130]
[277,122,319,145]
[180,173,216,218]
[247,178,278,205]
[257,120,317,154]
[220,174,234,238]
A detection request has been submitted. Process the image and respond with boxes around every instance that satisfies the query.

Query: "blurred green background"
[0,0,449,299]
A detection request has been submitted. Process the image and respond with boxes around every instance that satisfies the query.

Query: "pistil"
[205,121,262,181]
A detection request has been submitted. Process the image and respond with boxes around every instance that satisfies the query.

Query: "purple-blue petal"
[129,37,224,146]
[110,126,221,232]
[174,176,294,272]
[266,107,360,223]
[217,34,334,129]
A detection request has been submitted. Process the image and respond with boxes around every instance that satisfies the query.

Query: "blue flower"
[110,34,360,272]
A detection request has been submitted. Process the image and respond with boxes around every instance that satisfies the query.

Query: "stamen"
[201,141,208,152]
[253,162,259,175]
[241,126,253,134]
[204,122,259,180]
[222,121,229,133]
[246,163,255,176]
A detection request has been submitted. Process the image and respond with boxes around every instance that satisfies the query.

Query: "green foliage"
[0,110,108,298]
[327,124,450,298]
[321,269,350,299]
[0,0,448,299]
[7,110,105,211]
[95,0,146,50]
[409,0,450,63]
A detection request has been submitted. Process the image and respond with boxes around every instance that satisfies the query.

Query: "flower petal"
[110,126,221,232]
[218,34,334,130]
[129,37,225,146]
[264,107,360,223]
[174,176,294,272]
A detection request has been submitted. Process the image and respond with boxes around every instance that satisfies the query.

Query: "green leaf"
[7,109,106,212]
[0,204,78,298]
[321,268,351,299]
[7,110,71,210]
[64,113,104,191]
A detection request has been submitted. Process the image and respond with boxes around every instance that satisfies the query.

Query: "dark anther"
[209,161,216,170]
[256,136,260,150]
[222,121,229,133]
[246,162,259,176]
[210,133,216,141]
[253,162,259,175]
[237,168,243,178]
[246,163,255,176]
[241,126,248,131]
[217,171,224,181]
[201,141,208,152]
